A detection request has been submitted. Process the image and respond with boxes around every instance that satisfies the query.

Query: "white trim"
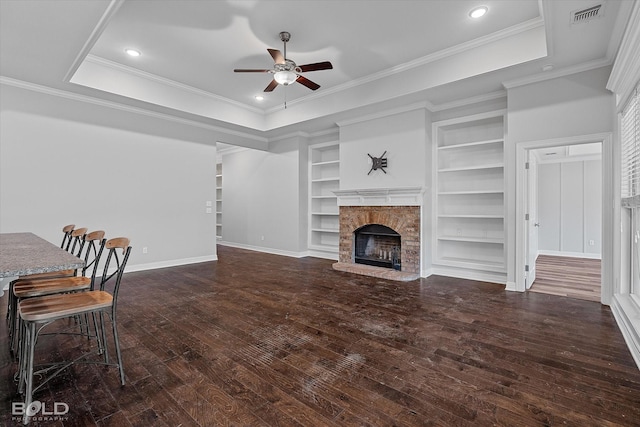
[537,250,601,260]
[611,294,640,369]
[514,133,613,306]
[217,241,309,259]
[125,255,218,273]
[607,0,640,110]
[429,90,507,112]
[63,0,125,82]
[502,58,612,90]
[265,18,544,114]
[307,250,339,261]
[336,102,428,127]
[0,77,269,147]
[84,54,265,115]
[431,266,507,285]
[334,187,425,207]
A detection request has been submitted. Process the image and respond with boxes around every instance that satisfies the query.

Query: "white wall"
[506,66,614,285]
[339,108,427,190]
[537,159,602,257]
[219,137,306,256]
[0,84,218,271]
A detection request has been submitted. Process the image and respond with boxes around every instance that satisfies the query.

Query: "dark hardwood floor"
[530,255,601,302]
[1,245,639,426]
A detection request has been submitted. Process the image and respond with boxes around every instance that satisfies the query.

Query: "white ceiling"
[0,0,634,137]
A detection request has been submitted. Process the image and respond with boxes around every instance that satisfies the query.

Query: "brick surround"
[338,205,421,275]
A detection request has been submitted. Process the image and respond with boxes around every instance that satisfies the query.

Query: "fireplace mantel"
[333,187,425,207]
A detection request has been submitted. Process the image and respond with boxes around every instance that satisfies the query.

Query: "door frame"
[514,133,614,305]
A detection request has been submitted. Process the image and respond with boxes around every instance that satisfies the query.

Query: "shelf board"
[438,163,504,173]
[311,212,339,216]
[309,243,339,252]
[312,160,340,167]
[438,138,503,150]
[311,228,340,234]
[438,214,504,219]
[311,177,340,183]
[437,236,503,244]
[437,256,506,273]
[438,190,504,195]
[311,195,338,199]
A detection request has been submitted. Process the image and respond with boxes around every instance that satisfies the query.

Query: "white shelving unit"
[432,111,506,281]
[309,142,340,258]
[216,163,222,240]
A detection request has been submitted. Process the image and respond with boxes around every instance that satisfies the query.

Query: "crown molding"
[265,17,545,114]
[502,58,612,89]
[84,54,265,115]
[429,90,507,112]
[606,0,640,109]
[336,102,429,128]
[63,0,125,82]
[0,76,268,144]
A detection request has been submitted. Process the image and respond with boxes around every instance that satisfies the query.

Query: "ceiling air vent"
[571,4,603,24]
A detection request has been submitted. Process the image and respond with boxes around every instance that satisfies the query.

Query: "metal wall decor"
[367,151,388,175]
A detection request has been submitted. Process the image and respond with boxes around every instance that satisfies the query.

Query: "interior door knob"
[534,223,540,227]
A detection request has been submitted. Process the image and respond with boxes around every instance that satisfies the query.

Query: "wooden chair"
[5,227,86,325]
[8,230,104,353]
[17,237,131,424]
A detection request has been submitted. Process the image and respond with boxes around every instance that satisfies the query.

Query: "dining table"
[0,232,85,295]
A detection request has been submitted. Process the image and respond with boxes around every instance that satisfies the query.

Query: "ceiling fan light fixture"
[469,6,488,19]
[274,70,297,86]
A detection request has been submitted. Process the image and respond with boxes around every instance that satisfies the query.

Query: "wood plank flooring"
[530,255,601,302]
[1,245,639,426]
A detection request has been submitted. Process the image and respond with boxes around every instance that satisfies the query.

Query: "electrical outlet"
[142,247,148,254]
[456,228,462,236]
[206,208,213,214]
[589,240,595,246]
[261,235,265,241]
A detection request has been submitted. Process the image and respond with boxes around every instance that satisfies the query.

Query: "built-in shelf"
[437,214,505,219]
[438,163,504,173]
[309,142,340,257]
[438,138,504,150]
[438,190,503,195]
[216,163,223,240]
[437,236,503,244]
[433,111,506,281]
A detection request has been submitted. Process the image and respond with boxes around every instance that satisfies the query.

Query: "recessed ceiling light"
[254,95,264,101]
[125,48,141,57]
[469,6,488,19]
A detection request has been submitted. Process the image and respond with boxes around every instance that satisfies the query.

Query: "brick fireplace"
[332,188,424,281]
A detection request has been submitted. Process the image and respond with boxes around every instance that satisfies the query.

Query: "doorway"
[525,143,603,301]
[515,133,612,303]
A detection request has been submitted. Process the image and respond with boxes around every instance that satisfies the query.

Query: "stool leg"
[22,321,37,425]
[111,309,125,385]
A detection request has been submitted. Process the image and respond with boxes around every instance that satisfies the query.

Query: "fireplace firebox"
[354,224,401,270]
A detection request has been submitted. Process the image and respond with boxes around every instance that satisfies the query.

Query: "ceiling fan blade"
[264,79,279,92]
[296,75,320,91]
[268,48,285,64]
[298,61,333,72]
[234,69,272,73]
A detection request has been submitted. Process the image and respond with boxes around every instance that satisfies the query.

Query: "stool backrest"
[80,230,107,288]
[99,238,131,302]
[60,224,75,249]
[68,227,88,255]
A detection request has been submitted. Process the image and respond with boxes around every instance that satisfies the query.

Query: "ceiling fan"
[234,31,333,92]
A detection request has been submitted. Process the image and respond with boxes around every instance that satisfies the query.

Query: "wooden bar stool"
[8,230,104,353]
[16,237,131,425]
[6,227,86,325]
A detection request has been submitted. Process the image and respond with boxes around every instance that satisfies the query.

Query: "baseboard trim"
[125,255,218,273]
[538,250,601,260]
[217,241,308,259]
[611,294,640,370]
[431,266,507,285]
